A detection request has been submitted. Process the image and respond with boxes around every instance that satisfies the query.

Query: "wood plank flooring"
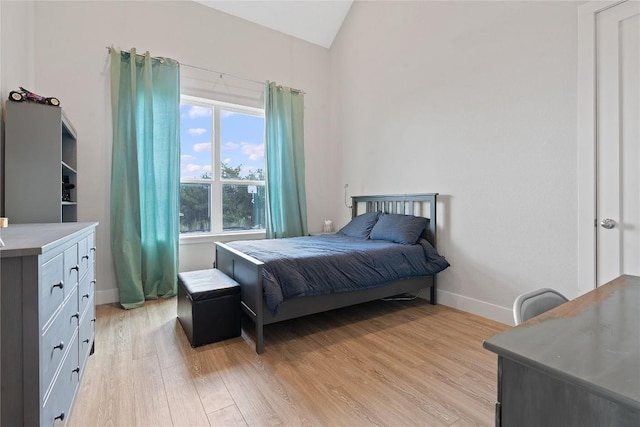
[68,297,508,427]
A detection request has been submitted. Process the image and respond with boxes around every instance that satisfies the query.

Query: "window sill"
[179,230,266,245]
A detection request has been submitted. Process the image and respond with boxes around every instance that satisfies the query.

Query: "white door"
[596,0,640,285]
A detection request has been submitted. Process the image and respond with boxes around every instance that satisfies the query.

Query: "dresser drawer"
[41,287,79,397]
[78,236,90,280]
[42,333,79,427]
[78,267,94,318]
[40,253,65,325]
[63,244,79,291]
[88,232,96,266]
[79,299,95,376]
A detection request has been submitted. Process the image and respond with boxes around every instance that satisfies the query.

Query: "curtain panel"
[264,81,308,238]
[110,47,180,309]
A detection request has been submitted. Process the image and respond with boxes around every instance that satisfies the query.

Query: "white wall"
[0,1,36,102]
[1,0,332,304]
[1,0,586,325]
[331,1,581,323]
[1,1,36,215]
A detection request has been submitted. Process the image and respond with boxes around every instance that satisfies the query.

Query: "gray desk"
[483,275,640,427]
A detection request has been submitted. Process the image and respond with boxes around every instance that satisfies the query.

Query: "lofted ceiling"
[193,0,353,48]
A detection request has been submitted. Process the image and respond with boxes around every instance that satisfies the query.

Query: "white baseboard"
[95,288,120,306]
[432,289,513,326]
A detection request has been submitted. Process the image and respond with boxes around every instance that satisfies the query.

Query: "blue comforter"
[226,234,450,314]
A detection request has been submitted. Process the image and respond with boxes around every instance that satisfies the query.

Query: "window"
[180,95,265,234]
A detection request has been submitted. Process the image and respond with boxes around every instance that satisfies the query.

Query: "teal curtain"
[264,81,308,238]
[110,47,180,309]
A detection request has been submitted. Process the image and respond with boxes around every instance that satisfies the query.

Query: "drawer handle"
[71,265,79,272]
[83,338,90,344]
[71,312,80,320]
[72,367,80,374]
[55,412,65,421]
[82,293,90,300]
[91,318,96,323]
[53,341,64,351]
[52,281,64,290]
[90,280,97,286]
[82,255,89,260]
[90,247,96,252]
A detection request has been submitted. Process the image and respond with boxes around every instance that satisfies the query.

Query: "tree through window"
[180,96,265,234]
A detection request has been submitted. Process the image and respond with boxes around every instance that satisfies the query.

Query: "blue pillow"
[369,213,428,245]
[336,211,380,239]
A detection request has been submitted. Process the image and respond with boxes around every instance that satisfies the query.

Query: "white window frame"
[180,94,266,239]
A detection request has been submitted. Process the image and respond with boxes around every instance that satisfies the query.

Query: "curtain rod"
[106,46,303,93]
[182,63,265,87]
[106,46,263,85]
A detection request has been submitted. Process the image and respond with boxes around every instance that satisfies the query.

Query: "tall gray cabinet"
[5,101,78,223]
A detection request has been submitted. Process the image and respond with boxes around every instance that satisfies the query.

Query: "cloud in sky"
[241,142,264,161]
[224,141,240,150]
[224,141,264,161]
[187,106,211,119]
[182,163,212,175]
[193,142,212,152]
[181,154,196,162]
[188,128,207,136]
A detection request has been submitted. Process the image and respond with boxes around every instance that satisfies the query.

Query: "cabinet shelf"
[62,161,77,175]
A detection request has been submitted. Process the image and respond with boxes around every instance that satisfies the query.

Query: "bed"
[215,193,449,353]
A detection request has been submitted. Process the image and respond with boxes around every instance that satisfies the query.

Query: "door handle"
[600,218,616,229]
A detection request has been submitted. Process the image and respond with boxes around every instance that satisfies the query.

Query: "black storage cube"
[177,269,241,347]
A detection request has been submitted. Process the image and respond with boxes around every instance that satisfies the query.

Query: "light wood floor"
[68,297,508,427]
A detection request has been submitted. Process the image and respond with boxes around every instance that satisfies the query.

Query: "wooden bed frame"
[215,193,440,353]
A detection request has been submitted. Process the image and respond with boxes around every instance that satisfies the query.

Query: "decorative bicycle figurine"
[9,86,60,107]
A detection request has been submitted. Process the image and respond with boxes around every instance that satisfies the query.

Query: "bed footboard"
[215,242,266,353]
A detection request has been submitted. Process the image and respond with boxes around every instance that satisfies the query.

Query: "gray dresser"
[1,222,98,426]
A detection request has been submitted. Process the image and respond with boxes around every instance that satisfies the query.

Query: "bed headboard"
[351,193,439,247]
